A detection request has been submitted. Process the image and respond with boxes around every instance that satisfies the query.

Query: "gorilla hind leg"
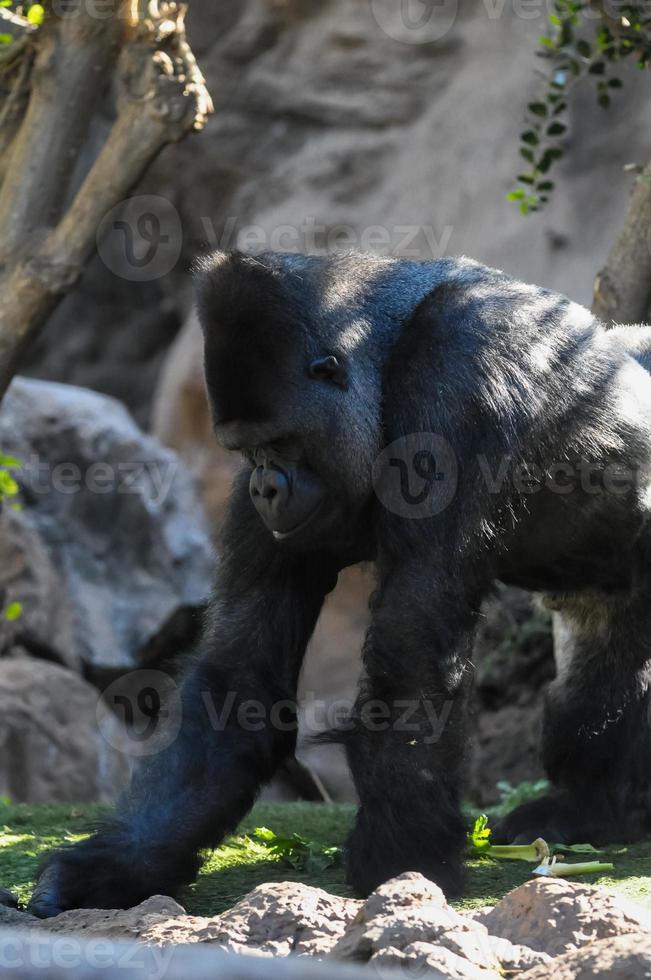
[495,589,651,845]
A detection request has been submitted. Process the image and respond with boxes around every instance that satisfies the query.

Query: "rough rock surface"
[519,932,651,979]
[0,659,130,802]
[45,886,359,957]
[145,883,360,956]
[332,872,548,975]
[0,377,213,675]
[45,896,187,940]
[475,877,651,958]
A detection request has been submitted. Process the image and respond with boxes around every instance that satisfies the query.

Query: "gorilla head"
[194,250,392,546]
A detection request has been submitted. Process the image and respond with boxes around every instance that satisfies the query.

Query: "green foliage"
[245,826,342,873]
[26,2,43,24]
[4,601,22,622]
[493,779,550,816]
[0,454,22,622]
[511,0,651,212]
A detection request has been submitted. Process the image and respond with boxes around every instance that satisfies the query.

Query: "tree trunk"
[0,0,213,400]
[592,163,651,323]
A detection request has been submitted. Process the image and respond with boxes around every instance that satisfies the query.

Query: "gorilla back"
[28,250,651,916]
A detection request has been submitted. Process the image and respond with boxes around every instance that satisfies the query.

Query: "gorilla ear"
[308,355,347,387]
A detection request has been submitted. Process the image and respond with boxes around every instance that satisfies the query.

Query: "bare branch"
[0,0,213,398]
[592,162,651,324]
[0,4,124,262]
[0,45,34,184]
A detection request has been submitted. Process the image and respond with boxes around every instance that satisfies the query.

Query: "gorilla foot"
[492,793,640,846]
[345,808,465,898]
[28,827,200,918]
[0,887,18,909]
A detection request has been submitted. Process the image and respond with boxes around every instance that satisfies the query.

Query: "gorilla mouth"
[271,500,324,541]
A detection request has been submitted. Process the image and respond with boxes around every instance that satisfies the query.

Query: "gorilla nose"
[249,466,291,519]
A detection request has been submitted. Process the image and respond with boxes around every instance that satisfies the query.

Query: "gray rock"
[0,659,130,802]
[0,906,39,929]
[0,377,213,673]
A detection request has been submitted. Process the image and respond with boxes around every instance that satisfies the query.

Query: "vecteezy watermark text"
[17,455,177,506]
[374,434,651,519]
[98,671,456,757]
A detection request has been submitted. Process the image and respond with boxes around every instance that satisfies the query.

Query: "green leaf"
[539,35,555,48]
[520,147,535,162]
[517,173,536,184]
[0,455,21,469]
[576,39,591,57]
[0,1,13,7]
[538,147,563,173]
[0,470,19,497]
[26,3,44,24]
[521,130,540,145]
[608,77,623,87]
[507,189,526,201]
[598,92,611,108]
[528,102,548,117]
[588,60,605,74]
[551,842,601,855]
[468,814,492,853]
[4,602,22,622]
[537,180,555,190]
[547,121,566,135]
[0,33,12,44]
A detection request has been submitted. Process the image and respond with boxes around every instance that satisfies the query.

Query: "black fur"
[28,251,651,915]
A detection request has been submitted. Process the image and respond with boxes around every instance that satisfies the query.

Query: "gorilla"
[28,249,651,915]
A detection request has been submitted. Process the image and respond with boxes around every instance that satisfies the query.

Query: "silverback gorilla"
[28,250,651,915]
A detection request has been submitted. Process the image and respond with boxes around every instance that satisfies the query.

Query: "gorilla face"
[213,356,352,546]
[215,425,330,542]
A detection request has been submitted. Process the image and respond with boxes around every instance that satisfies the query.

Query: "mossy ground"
[2,800,651,915]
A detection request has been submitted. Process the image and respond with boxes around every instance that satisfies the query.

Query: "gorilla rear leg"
[495,587,651,845]
[344,559,483,896]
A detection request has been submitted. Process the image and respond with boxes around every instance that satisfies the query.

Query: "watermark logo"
[97,195,182,282]
[98,670,182,758]
[373,433,458,518]
[370,0,458,43]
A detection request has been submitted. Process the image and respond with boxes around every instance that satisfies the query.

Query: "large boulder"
[0,659,129,802]
[0,377,214,676]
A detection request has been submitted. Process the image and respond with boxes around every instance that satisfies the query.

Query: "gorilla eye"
[308,355,347,387]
